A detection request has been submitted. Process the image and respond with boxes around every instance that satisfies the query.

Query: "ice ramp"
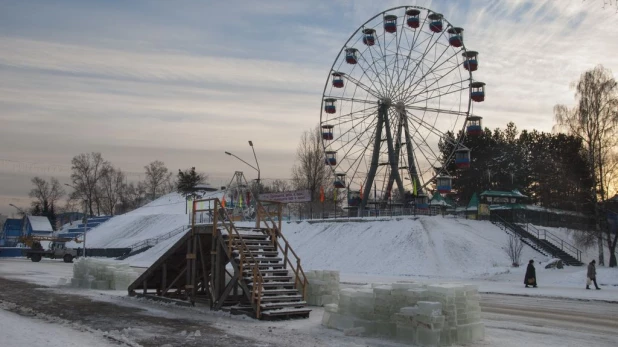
[128,224,214,306]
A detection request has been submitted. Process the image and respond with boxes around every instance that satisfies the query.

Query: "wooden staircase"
[211,199,310,320]
[127,196,310,320]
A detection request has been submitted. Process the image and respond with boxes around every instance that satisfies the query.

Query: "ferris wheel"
[320,6,486,212]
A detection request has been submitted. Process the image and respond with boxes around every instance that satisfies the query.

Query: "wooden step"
[231,240,272,246]
[260,288,300,295]
[224,234,269,240]
[260,307,312,318]
[243,269,289,275]
[240,257,282,263]
[243,245,276,251]
[244,275,293,282]
[234,250,279,257]
[260,301,307,309]
[244,263,286,270]
[259,294,303,302]
[250,281,296,288]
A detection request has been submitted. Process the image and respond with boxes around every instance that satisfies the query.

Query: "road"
[479,293,618,346]
[1,258,617,346]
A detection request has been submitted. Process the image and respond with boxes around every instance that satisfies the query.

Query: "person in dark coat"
[586,259,601,290]
[524,259,537,288]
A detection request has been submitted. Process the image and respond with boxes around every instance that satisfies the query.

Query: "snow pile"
[322,281,484,346]
[69,258,140,290]
[305,270,339,306]
[283,217,543,278]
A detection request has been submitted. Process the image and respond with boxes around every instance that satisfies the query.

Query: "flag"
[359,185,363,200]
[221,196,226,207]
[246,192,251,206]
[239,194,244,208]
[320,186,325,203]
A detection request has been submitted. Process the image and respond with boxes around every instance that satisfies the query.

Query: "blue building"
[1,218,24,247]
[22,215,54,236]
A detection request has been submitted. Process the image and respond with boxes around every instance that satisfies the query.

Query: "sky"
[1,0,617,217]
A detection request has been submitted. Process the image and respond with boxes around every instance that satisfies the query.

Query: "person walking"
[586,259,601,290]
[524,259,537,288]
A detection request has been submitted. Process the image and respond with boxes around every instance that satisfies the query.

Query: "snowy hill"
[280,217,542,279]
[74,191,223,249]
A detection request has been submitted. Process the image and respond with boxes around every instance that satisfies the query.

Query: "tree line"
[26,154,213,227]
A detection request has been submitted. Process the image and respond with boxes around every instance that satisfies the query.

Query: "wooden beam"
[162,265,187,297]
[214,271,239,310]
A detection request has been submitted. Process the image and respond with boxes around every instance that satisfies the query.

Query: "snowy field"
[2,192,618,346]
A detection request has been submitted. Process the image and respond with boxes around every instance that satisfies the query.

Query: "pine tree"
[176,167,205,197]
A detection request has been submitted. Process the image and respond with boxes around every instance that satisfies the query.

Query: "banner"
[320,186,325,203]
[259,190,312,203]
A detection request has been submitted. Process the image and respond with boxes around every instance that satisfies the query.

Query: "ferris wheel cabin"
[436,175,452,194]
[428,13,443,33]
[345,48,359,64]
[462,51,478,72]
[466,115,483,136]
[470,82,486,102]
[322,124,334,140]
[325,150,337,166]
[348,190,362,207]
[332,72,344,88]
[362,28,376,46]
[384,15,398,33]
[455,148,471,169]
[324,98,337,114]
[334,173,346,189]
[406,9,421,28]
[447,27,464,48]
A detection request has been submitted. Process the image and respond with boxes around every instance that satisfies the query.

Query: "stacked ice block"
[321,280,484,346]
[68,258,140,290]
[304,270,340,306]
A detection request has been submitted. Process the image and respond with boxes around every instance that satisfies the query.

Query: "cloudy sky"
[0,0,617,217]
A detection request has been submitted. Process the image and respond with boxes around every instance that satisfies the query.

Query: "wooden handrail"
[254,201,308,300]
[192,198,265,317]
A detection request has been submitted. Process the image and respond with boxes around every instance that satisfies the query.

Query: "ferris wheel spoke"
[324,105,379,124]
[395,50,461,101]
[403,78,464,104]
[343,75,382,99]
[404,104,469,117]
[398,29,449,99]
[405,122,438,187]
[394,11,431,89]
[406,110,460,147]
[330,96,380,105]
[375,24,394,95]
[408,86,468,106]
[359,48,390,95]
[330,110,379,142]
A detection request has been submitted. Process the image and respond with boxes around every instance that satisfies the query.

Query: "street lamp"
[9,203,26,216]
[248,140,261,187]
[65,183,88,258]
[224,151,259,179]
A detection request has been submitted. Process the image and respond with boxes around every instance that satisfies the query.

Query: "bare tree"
[98,164,125,216]
[28,177,65,209]
[70,152,107,216]
[554,65,618,266]
[291,125,331,217]
[504,235,525,267]
[118,181,147,213]
[144,160,172,200]
[263,179,291,193]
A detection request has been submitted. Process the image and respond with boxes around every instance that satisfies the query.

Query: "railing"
[125,224,191,254]
[256,200,308,302]
[515,216,582,262]
[195,198,266,318]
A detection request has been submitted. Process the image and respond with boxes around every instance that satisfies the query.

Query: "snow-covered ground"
[3,192,618,346]
[0,308,119,347]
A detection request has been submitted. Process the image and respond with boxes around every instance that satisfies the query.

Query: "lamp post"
[224,150,260,184]
[248,140,261,191]
[9,203,26,216]
[65,183,88,258]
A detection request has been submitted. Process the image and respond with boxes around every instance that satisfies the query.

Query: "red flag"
[359,185,363,200]
[221,196,226,207]
[320,186,325,203]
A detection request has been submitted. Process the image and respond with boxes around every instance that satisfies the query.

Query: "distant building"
[1,218,24,246]
[22,215,53,237]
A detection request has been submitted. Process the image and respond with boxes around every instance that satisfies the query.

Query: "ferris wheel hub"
[380,97,392,107]
[394,101,406,113]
